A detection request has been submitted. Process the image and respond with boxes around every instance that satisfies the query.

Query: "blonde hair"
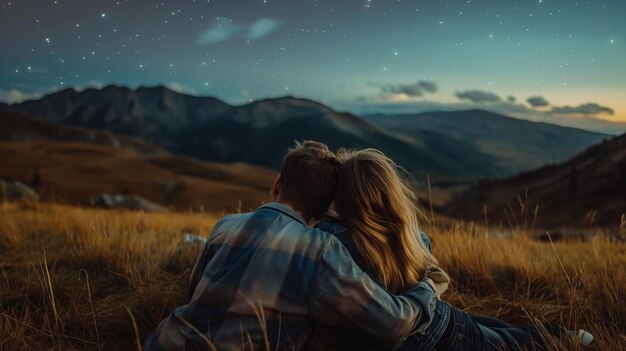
[335,149,438,293]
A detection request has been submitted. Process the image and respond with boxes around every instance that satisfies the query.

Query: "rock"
[0,180,40,202]
[92,193,168,212]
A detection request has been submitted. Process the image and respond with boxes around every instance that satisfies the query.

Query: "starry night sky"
[1,0,624,131]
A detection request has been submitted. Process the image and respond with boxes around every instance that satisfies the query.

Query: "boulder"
[0,180,39,202]
[92,193,168,212]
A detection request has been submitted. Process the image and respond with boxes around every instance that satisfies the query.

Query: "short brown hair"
[279,140,340,220]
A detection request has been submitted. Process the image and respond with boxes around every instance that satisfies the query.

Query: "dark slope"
[447,133,626,228]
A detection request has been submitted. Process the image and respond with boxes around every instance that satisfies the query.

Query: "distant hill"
[6,86,609,179]
[0,110,163,154]
[173,96,464,176]
[446,133,626,228]
[365,110,609,177]
[10,85,232,149]
[0,141,276,213]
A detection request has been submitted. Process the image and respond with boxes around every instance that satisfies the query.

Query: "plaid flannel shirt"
[146,202,438,351]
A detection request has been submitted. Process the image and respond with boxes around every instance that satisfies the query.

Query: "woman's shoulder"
[315,214,349,235]
[315,216,355,252]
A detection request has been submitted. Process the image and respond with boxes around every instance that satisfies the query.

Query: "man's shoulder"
[212,209,336,253]
[305,225,339,247]
[212,212,246,229]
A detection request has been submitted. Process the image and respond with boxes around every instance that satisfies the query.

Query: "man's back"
[149,203,332,350]
[147,202,439,351]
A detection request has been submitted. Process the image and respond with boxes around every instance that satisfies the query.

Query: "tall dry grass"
[0,202,218,350]
[0,202,624,350]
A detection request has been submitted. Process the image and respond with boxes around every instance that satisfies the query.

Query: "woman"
[316,148,592,351]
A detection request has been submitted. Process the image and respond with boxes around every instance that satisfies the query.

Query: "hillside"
[0,110,164,154]
[0,142,276,213]
[365,110,609,177]
[446,133,626,228]
[7,86,610,179]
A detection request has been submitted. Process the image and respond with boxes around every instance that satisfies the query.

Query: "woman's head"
[335,148,436,293]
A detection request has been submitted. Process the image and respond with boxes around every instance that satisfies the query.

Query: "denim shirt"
[316,218,451,351]
[146,203,439,351]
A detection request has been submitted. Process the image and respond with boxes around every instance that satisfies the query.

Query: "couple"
[146,141,591,351]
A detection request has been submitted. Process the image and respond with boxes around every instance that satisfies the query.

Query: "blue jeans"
[434,303,566,351]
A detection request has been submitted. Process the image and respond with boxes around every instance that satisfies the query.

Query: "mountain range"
[9,85,231,150]
[364,110,610,177]
[4,85,610,179]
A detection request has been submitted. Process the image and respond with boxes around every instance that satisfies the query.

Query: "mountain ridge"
[363,109,608,176]
[10,85,232,149]
[6,85,609,179]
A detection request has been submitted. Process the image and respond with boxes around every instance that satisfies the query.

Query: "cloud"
[337,95,625,135]
[455,90,501,103]
[73,80,105,91]
[0,88,42,104]
[197,17,281,45]
[377,80,438,97]
[86,80,104,89]
[197,18,242,45]
[163,82,197,95]
[551,103,614,115]
[527,96,550,107]
[507,95,517,103]
[247,18,281,40]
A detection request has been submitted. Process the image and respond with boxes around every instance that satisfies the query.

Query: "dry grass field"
[0,142,276,213]
[0,202,624,350]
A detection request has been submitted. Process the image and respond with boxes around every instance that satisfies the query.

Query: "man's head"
[273,140,341,221]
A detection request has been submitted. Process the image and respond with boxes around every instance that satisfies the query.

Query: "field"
[1,202,625,350]
[0,142,276,213]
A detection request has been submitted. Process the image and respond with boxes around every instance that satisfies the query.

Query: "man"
[145,140,439,350]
